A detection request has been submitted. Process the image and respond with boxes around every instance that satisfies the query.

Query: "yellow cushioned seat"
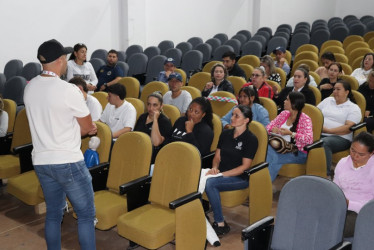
[7,171,43,205]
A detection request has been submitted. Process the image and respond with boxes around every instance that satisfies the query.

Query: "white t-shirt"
[163,90,192,114]
[100,100,136,135]
[66,60,98,87]
[86,94,102,121]
[0,110,8,137]
[351,68,372,86]
[317,97,362,141]
[24,75,90,164]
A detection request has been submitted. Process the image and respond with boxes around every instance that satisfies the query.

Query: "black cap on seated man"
[221,51,246,79]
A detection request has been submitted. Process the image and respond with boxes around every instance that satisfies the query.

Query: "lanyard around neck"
[41,70,57,77]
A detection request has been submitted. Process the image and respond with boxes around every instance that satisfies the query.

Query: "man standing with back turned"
[24,39,97,250]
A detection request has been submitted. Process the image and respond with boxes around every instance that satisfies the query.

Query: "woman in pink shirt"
[334,132,374,237]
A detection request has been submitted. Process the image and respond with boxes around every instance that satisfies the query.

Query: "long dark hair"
[188,97,213,129]
[238,86,260,104]
[69,43,87,61]
[288,91,305,134]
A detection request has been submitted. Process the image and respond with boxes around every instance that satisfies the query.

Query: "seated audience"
[96,49,125,91]
[222,51,246,79]
[260,55,281,85]
[163,73,192,116]
[134,91,172,163]
[274,67,316,110]
[0,95,8,137]
[205,105,258,236]
[202,63,234,97]
[315,52,338,79]
[99,83,136,140]
[351,52,374,86]
[157,58,176,84]
[69,76,102,121]
[273,46,290,75]
[358,70,374,133]
[319,62,342,100]
[168,97,213,156]
[66,43,98,93]
[286,64,317,88]
[243,66,274,99]
[317,80,362,175]
[221,86,269,128]
[266,92,313,181]
[333,132,374,237]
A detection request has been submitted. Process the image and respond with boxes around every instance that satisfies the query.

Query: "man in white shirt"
[24,39,97,249]
[99,83,136,139]
[69,76,102,121]
[163,73,192,116]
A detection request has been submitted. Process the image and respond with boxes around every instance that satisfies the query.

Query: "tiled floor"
[0,177,289,250]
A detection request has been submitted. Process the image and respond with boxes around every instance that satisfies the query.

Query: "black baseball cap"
[37,39,73,64]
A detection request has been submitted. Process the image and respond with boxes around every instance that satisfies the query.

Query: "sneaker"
[212,221,230,237]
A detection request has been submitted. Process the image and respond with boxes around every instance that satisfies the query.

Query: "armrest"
[350,122,366,131]
[169,192,201,209]
[304,139,323,152]
[330,241,352,250]
[89,162,110,192]
[244,162,269,176]
[119,175,152,195]
[242,216,274,240]
[13,143,33,154]
[88,162,109,172]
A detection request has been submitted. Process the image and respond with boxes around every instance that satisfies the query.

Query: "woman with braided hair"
[266,91,313,181]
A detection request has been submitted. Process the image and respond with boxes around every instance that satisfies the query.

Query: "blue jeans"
[266,145,308,181]
[321,135,351,175]
[34,161,96,250]
[205,176,248,223]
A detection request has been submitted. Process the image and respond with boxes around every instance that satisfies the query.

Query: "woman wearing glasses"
[66,43,98,93]
[242,66,274,98]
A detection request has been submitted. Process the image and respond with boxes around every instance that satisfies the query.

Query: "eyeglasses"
[251,73,261,78]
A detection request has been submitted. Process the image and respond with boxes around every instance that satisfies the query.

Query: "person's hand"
[365,110,371,118]
[224,124,232,129]
[87,84,97,91]
[206,168,220,175]
[272,85,278,95]
[272,127,281,134]
[100,85,106,91]
[279,128,291,136]
[153,110,161,120]
[185,118,195,133]
[322,126,330,134]
[88,122,97,135]
[204,82,214,91]
[321,84,333,90]
[165,71,173,78]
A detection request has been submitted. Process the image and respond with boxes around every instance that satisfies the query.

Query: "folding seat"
[205,38,221,57]
[117,141,206,250]
[368,37,374,49]
[4,59,23,80]
[320,45,345,57]
[363,31,374,42]
[180,85,201,100]
[116,61,129,77]
[0,109,31,180]
[275,67,287,89]
[2,76,27,111]
[117,50,127,62]
[309,71,321,86]
[293,27,310,34]
[91,91,108,111]
[367,20,374,32]
[343,15,358,25]
[295,22,310,30]
[272,31,290,43]
[340,75,359,90]
[118,77,140,99]
[343,35,364,49]
[259,97,277,121]
[289,33,310,55]
[161,104,180,126]
[277,27,293,35]
[175,42,192,57]
[0,99,16,155]
[320,40,343,53]
[21,62,41,81]
[266,80,281,94]
[309,85,322,105]
[249,35,267,54]
[213,33,228,44]
[334,53,349,64]
[340,62,352,75]
[93,132,152,230]
[238,64,254,81]
[224,39,241,56]
[257,27,272,37]
[202,61,221,73]
[348,48,373,66]
[180,50,203,77]
[187,72,211,92]
[127,53,148,85]
[0,73,5,94]
[295,44,319,55]
[90,49,107,61]
[143,46,161,61]
[345,41,370,57]
[360,15,374,25]
[310,29,330,49]
[186,37,203,49]
[256,30,271,44]
[237,55,260,68]
[349,200,374,249]
[165,48,183,68]
[144,55,167,84]
[293,51,319,65]
[89,58,105,74]
[227,76,246,96]
[242,176,347,249]
[278,104,326,178]
[157,40,174,55]
[194,43,212,64]
[348,22,366,36]
[207,91,237,117]
[231,33,248,46]
[330,24,350,42]
[328,17,344,28]
[125,45,143,62]
[237,29,252,41]
[276,24,292,34]
[291,59,319,75]
[212,45,234,61]
[241,40,262,57]
[139,81,168,106]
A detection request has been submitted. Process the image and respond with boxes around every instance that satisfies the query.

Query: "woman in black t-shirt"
[205,105,258,237]
[319,62,342,100]
[134,92,172,163]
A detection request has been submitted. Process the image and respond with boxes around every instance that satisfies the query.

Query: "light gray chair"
[195,43,212,64]
[187,37,203,49]
[205,38,221,57]
[232,33,248,45]
[4,59,23,81]
[145,55,167,84]
[289,33,311,55]
[127,53,148,85]
[117,50,127,62]
[89,58,106,74]
[330,25,349,42]
[125,45,143,62]
[213,33,228,44]
[212,45,234,61]
[164,48,182,68]
[175,42,193,57]
[143,46,161,61]
[116,61,129,77]
[241,40,262,57]
[224,39,241,56]
[250,35,267,54]
[3,76,27,112]
[91,49,108,61]
[0,73,6,94]
[21,62,41,81]
[181,50,203,77]
[242,176,347,250]
[158,40,174,55]
[350,200,374,249]
[266,36,288,55]
[310,28,330,49]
